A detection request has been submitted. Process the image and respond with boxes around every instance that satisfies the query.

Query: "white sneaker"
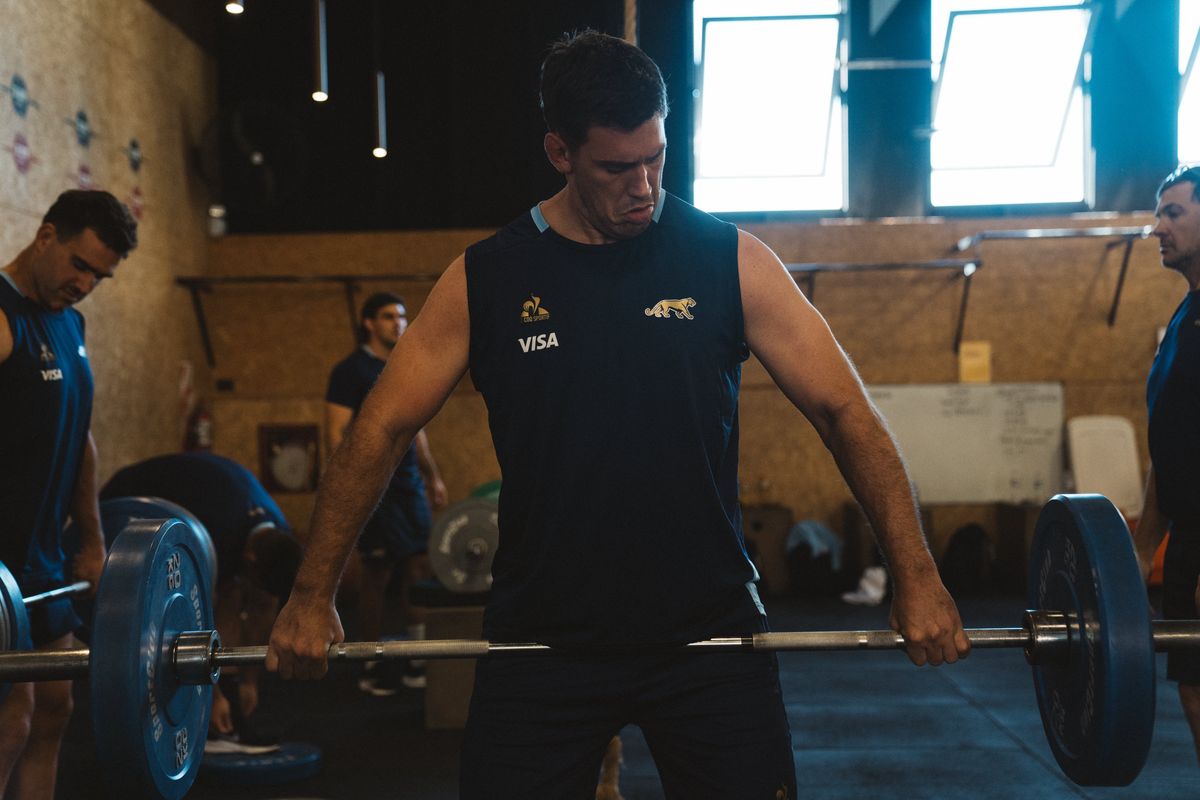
[841,566,888,606]
[203,735,280,756]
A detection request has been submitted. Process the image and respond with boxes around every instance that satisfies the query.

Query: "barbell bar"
[21,580,91,607]
[0,494,1179,796]
[1,614,1198,685]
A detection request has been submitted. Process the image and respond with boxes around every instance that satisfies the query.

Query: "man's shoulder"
[656,192,735,237]
[466,209,542,263]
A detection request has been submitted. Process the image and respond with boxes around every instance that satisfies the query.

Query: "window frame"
[927,2,1099,214]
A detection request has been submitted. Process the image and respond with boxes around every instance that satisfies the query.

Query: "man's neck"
[539,190,611,245]
[2,246,37,299]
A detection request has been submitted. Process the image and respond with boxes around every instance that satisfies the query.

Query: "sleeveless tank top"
[0,273,94,581]
[465,192,760,645]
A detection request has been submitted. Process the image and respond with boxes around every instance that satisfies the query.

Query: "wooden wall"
[0,0,216,480]
[203,209,1181,552]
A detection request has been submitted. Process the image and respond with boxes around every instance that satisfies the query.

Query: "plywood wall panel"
[204,209,1183,551]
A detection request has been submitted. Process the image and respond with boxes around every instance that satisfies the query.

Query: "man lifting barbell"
[0,190,137,800]
[266,30,968,799]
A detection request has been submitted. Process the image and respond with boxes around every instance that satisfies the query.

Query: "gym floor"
[56,592,1196,799]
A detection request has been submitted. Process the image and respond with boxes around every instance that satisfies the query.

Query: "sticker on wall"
[126,185,144,219]
[72,162,95,189]
[2,132,37,173]
[1,74,38,118]
[68,109,94,148]
[123,138,142,173]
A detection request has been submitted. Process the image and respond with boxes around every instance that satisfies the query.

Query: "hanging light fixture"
[225,0,245,15]
[372,70,388,158]
[370,0,387,158]
[311,0,329,102]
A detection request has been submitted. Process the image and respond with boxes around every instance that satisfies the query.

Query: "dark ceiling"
[149,0,626,235]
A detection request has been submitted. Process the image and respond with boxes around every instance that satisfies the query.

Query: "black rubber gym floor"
[56,593,1197,798]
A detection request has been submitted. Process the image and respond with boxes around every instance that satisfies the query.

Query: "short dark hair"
[248,526,302,601]
[42,190,138,258]
[539,30,669,149]
[358,291,406,342]
[1157,165,1200,203]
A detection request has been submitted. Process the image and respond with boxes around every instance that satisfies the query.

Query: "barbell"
[0,493,1189,797]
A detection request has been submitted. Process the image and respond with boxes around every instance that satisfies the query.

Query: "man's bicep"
[0,307,11,363]
[738,230,868,424]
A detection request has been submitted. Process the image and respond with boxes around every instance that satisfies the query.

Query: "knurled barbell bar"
[0,494,1183,797]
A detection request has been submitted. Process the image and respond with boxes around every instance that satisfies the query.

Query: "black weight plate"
[429,498,498,593]
[200,741,323,786]
[90,518,216,799]
[1027,493,1155,786]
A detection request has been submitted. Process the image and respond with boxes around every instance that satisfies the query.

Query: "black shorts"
[460,608,795,799]
[357,492,431,562]
[19,572,83,647]
[1163,526,1200,684]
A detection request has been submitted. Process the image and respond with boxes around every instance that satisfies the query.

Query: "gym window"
[930,1,1095,208]
[1182,0,1199,164]
[691,0,845,213]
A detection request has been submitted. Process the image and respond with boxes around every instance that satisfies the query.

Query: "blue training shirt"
[0,273,94,582]
[465,192,760,646]
[100,452,290,582]
[1147,289,1200,525]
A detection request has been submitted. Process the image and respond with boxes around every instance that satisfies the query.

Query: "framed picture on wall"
[258,424,319,493]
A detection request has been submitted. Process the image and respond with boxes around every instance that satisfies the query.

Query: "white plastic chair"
[1066,416,1144,517]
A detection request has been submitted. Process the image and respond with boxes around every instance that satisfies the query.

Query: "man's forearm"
[71,432,104,553]
[294,416,416,599]
[821,400,933,580]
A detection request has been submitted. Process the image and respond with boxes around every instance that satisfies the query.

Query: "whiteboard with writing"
[866,383,1064,504]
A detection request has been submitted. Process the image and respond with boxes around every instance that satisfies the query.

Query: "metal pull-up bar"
[786,258,979,353]
[175,273,440,367]
[953,225,1153,326]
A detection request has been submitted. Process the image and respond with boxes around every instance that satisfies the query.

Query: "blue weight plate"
[90,518,216,800]
[68,496,219,644]
[200,741,323,786]
[0,559,31,703]
[1027,494,1155,786]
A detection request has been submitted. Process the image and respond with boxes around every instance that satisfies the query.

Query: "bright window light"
[1181,0,1200,164]
[692,2,844,213]
[930,2,1093,207]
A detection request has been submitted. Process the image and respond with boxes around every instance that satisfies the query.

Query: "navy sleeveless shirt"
[465,192,759,646]
[0,273,94,582]
[1147,289,1200,526]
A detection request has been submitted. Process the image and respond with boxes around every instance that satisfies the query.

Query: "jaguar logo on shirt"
[644,297,696,320]
[520,294,550,323]
[39,343,55,363]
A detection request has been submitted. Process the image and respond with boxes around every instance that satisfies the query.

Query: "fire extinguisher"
[184,401,214,451]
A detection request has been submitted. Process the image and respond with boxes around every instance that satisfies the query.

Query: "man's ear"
[33,223,57,252]
[544,131,573,176]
